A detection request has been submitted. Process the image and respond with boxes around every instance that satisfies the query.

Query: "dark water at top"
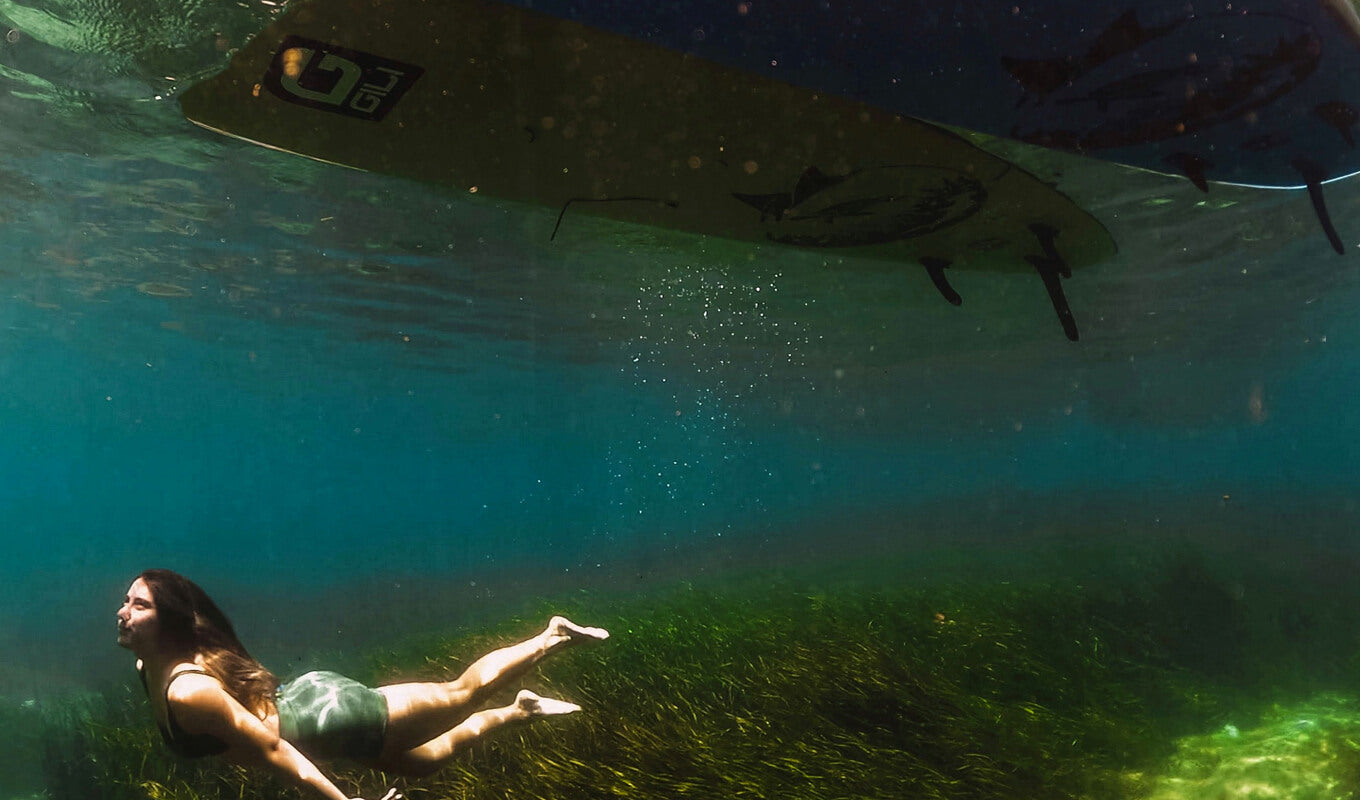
[5,7,1360,789]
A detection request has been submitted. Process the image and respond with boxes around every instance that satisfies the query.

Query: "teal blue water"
[6,7,1360,798]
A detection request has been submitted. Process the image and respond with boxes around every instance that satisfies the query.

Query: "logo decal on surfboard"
[263,35,424,121]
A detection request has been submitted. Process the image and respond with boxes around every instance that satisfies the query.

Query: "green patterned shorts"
[276,671,389,760]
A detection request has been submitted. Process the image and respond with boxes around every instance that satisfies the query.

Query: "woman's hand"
[351,790,402,800]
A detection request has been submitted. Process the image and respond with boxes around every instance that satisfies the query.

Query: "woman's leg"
[378,690,581,777]
[375,616,607,755]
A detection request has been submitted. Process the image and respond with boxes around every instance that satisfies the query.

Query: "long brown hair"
[139,569,278,717]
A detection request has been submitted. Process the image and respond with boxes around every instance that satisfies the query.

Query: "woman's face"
[116,577,158,651]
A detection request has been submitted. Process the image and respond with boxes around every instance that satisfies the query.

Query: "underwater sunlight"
[3,0,1360,798]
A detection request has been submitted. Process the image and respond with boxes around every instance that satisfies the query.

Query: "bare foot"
[543,615,610,652]
[516,689,581,717]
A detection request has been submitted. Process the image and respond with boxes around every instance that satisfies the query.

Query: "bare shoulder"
[165,669,225,702]
[166,671,270,745]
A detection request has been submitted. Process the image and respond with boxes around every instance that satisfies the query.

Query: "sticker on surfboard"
[262,36,423,122]
[180,0,1117,340]
[492,0,1360,253]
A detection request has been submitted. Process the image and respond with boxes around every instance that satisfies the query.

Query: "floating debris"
[135,282,191,298]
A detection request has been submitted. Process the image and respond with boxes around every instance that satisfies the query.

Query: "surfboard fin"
[1314,101,1358,148]
[919,257,962,305]
[1292,158,1345,255]
[1027,223,1079,341]
[1165,152,1211,193]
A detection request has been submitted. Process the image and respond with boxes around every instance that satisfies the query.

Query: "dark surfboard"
[180,0,1117,339]
[491,0,1360,252]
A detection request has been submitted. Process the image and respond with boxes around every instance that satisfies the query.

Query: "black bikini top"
[138,666,231,759]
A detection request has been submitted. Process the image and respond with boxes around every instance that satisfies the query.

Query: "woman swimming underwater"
[116,569,609,800]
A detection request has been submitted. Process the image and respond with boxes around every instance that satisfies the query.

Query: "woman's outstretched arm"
[167,673,395,800]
